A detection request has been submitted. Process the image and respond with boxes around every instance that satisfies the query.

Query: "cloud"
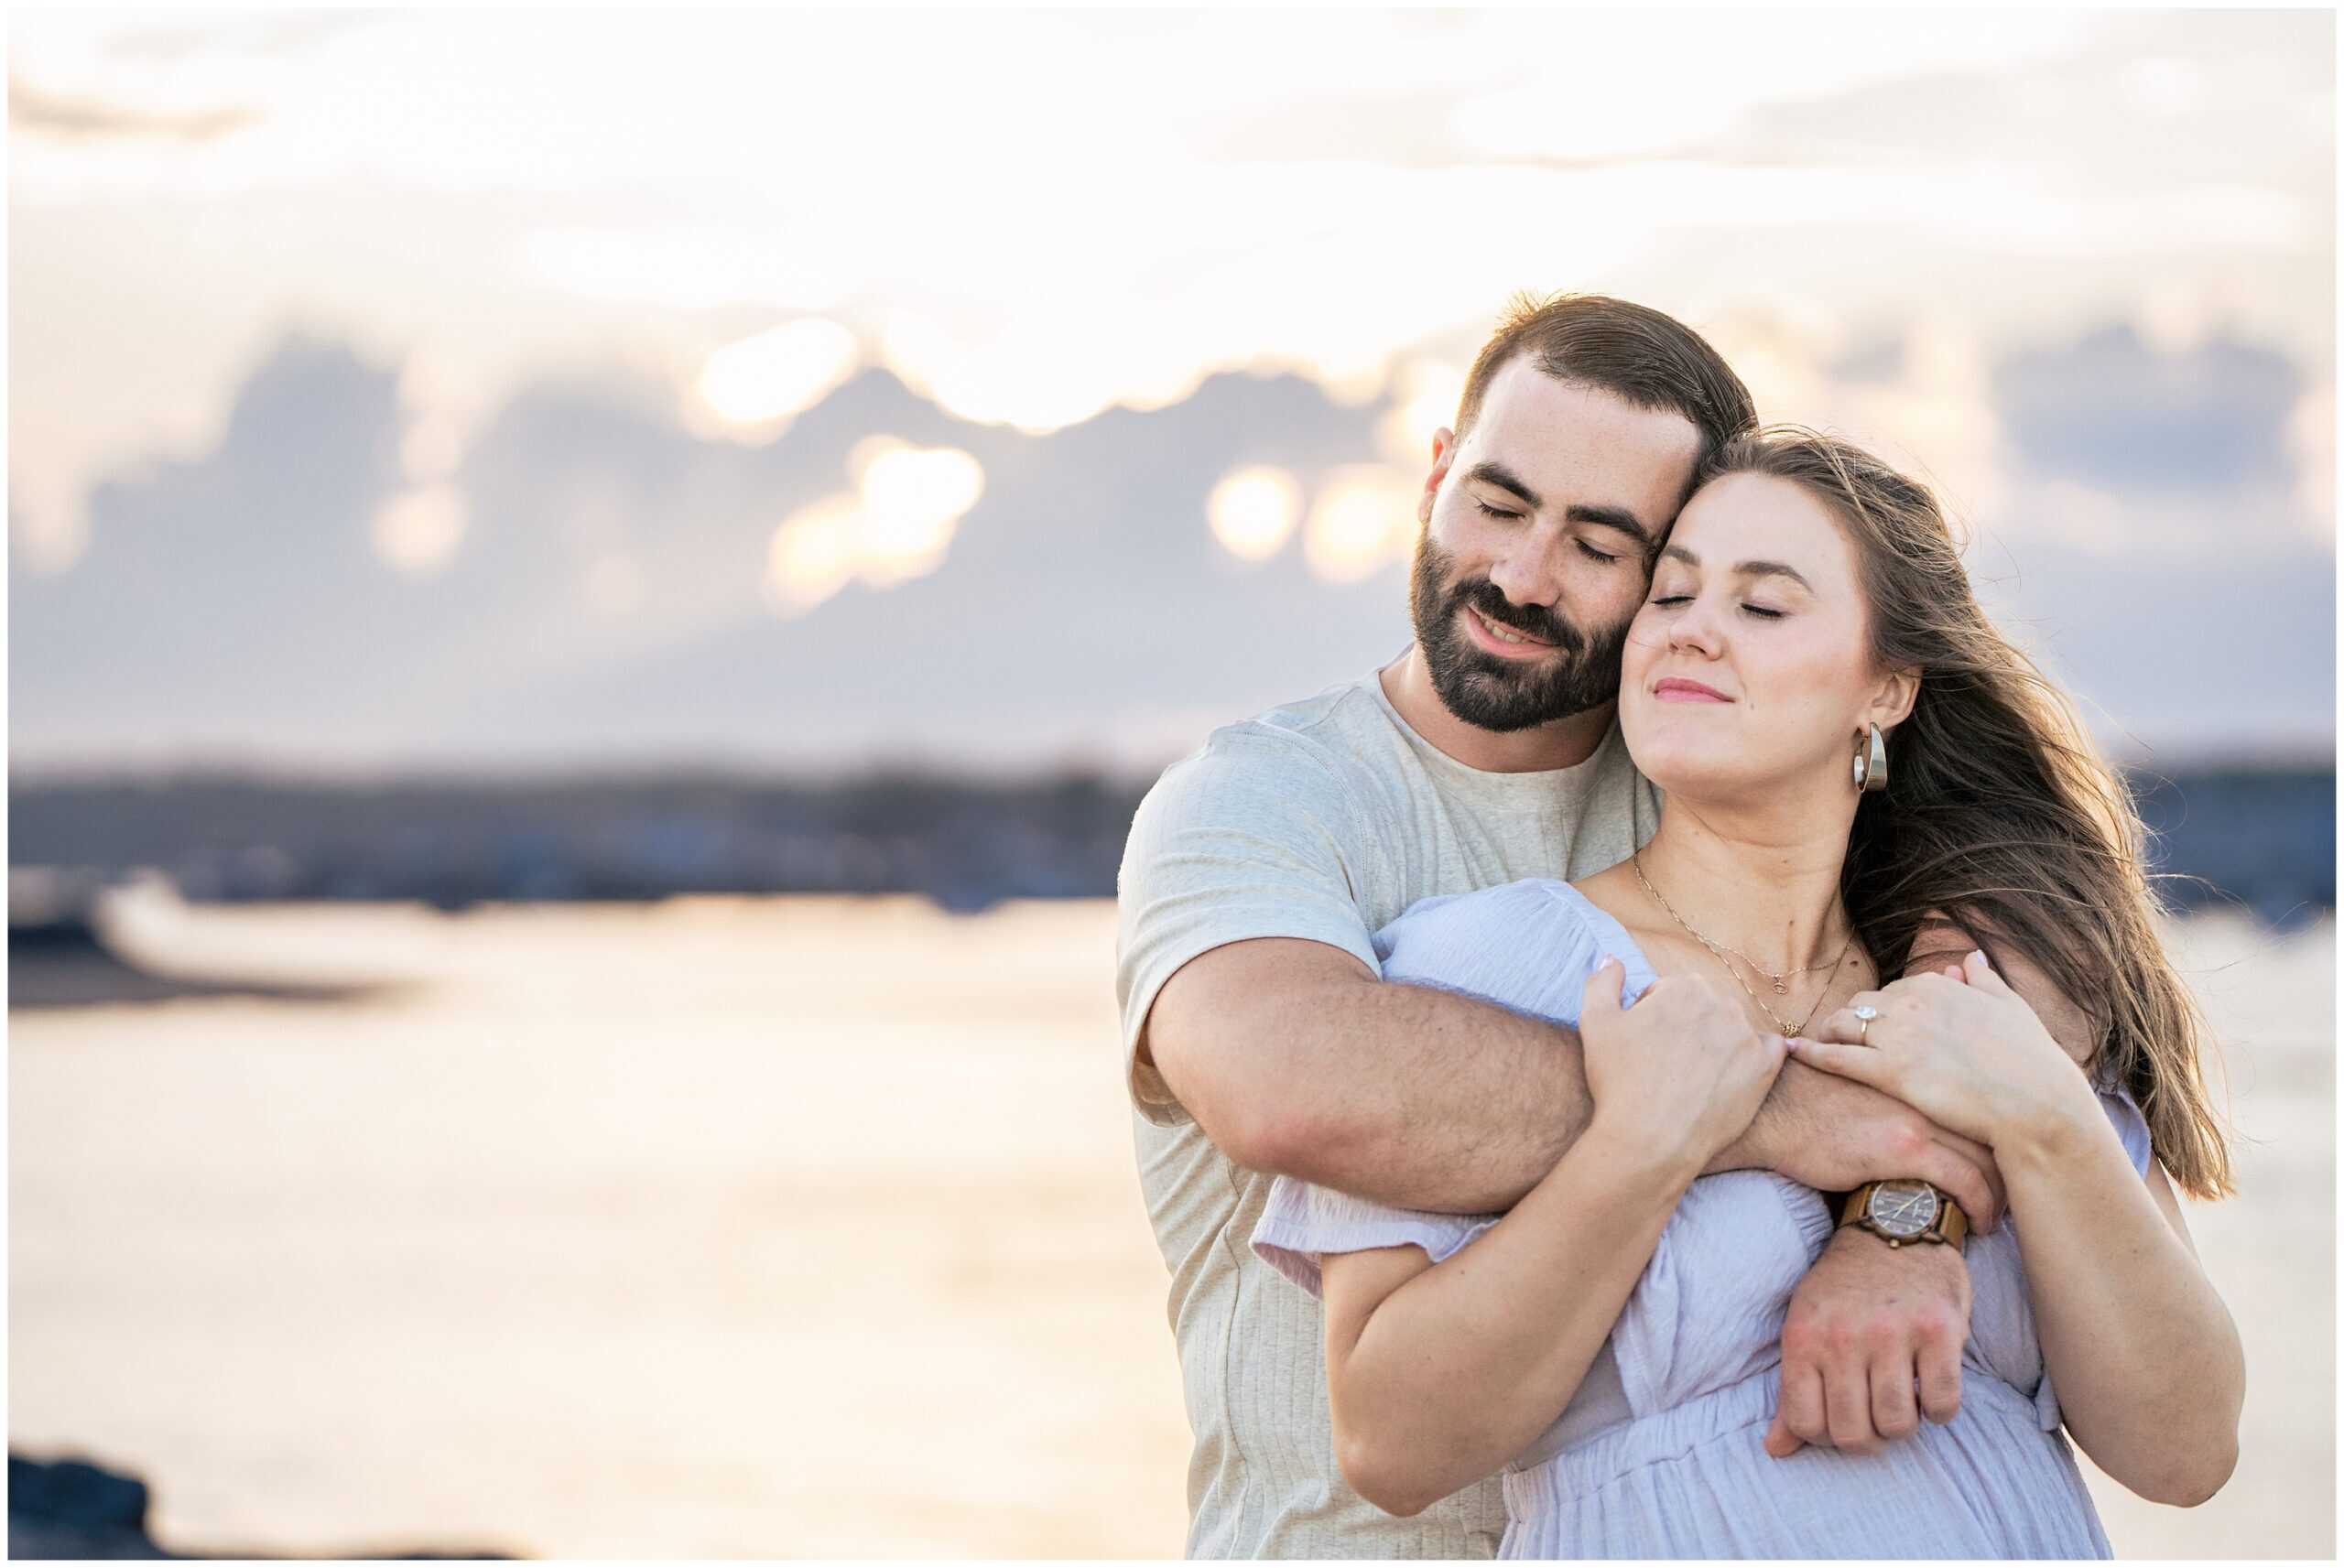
[99,13,377,64]
[8,319,2328,773]
[8,77,258,143]
[1991,323,2303,496]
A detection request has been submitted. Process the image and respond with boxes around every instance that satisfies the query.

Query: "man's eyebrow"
[1460,460,1540,509]
[1658,544,1814,591]
[1564,503,1651,546]
[1461,461,1652,545]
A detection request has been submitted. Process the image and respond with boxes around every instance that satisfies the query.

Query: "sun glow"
[1206,466,1302,563]
[764,439,986,615]
[695,319,860,439]
[1304,466,1418,584]
[372,485,468,578]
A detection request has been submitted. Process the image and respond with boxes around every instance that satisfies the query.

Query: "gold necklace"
[1632,851,1858,1038]
[1632,857,1846,995]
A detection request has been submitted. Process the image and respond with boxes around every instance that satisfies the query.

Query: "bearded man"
[1115,293,2007,1558]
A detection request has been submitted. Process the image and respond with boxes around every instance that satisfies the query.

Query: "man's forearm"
[1244,975,1594,1214]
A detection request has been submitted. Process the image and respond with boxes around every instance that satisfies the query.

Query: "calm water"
[9,896,2333,1557]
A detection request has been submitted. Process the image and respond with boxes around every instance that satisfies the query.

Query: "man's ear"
[1869,665,1920,732]
[1419,427,1457,527]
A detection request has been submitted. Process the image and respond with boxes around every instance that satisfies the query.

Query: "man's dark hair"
[1453,291,1758,468]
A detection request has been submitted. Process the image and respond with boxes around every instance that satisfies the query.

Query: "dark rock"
[7,1451,517,1560]
[8,1453,168,1559]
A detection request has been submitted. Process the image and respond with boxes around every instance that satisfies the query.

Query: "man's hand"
[1728,1058,2007,1231]
[1765,1225,1971,1458]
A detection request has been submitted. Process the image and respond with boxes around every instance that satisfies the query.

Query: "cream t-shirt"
[1114,665,1660,1558]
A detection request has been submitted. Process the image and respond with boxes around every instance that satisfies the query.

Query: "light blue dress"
[1251,879,2142,1560]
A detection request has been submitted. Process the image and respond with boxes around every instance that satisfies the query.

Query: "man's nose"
[1486,536,1568,609]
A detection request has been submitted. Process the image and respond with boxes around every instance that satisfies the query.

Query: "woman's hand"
[1791,950,2100,1152]
[1580,957,1789,1173]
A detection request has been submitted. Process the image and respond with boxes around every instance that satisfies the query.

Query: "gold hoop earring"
[1852,722,1889,794]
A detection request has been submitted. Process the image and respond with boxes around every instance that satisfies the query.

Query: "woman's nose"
[1668,599,1723,657]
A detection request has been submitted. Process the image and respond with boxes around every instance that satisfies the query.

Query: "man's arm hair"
[1148,932,2010,1228]
[1145,936,1592,1214]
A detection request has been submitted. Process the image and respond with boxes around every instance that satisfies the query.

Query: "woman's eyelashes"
[1647,592,1785,620]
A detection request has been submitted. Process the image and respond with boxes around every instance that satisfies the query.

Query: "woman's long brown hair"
[1699,427,2234,1199]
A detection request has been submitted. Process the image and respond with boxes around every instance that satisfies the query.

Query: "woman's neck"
[1631,795,1858,973]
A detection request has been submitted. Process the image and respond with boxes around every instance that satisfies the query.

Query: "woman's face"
[1621,470,1914,805]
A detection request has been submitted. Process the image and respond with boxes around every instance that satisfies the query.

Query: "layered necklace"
[1631,851,1857,1039]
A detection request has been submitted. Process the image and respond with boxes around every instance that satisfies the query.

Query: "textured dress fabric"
[1253,879,2140,1560]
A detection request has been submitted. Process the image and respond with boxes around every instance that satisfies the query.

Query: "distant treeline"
[7,764,2333,926]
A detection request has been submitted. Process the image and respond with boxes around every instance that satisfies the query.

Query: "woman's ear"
[1869,665,1920,731]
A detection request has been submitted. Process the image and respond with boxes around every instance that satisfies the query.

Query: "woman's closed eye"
[1648,593,1785,620]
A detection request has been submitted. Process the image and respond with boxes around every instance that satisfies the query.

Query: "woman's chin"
[1622,739,1761,802]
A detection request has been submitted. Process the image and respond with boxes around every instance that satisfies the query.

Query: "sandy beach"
[8,894,2332,1557]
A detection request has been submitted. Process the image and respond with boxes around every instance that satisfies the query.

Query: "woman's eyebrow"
[1736,559,1815,591]
[1657,544,1814,591]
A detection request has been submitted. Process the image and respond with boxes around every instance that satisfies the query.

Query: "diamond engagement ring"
[1852,1004,1879,1043]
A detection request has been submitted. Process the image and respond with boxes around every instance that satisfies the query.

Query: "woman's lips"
[1462,604,1558,660]
[1653,677,1732,702]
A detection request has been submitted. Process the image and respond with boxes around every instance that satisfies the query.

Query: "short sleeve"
[1114,730,1384,1127]
[1373,880,1647,1024]
[2030,1086,2157,1432]
[1249,1174,1498,1297]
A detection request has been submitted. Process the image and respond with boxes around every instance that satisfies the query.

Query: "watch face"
[1867,1180,1939,1239]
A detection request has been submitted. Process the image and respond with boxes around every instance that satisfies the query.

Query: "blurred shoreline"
[11,761,2333,925]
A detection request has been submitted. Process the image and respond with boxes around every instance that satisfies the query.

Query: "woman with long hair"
[1250,427,2241,1558]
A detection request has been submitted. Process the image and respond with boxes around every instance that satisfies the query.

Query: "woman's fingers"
[1580,955,1626,1018]
[1785,1035,1891,1088]
[1963,948,2011,993]
[1910,1135,2005,1232]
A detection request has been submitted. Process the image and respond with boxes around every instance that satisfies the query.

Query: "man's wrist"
[1832,1186,1973,1257]
[1702,1098,1774,1176]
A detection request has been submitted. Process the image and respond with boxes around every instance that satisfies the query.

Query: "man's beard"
[1407,534,1633,734]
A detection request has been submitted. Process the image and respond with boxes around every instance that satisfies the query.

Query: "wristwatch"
[1839,1180,1969,1249]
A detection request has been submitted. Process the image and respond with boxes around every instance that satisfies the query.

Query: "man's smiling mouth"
[1466,605,1557,649]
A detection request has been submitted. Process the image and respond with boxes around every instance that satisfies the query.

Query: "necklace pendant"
[1781,1025,1797,1038]
[1771,977,1787,994]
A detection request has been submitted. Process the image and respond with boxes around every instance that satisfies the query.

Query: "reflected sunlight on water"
[8,898,2332,1557]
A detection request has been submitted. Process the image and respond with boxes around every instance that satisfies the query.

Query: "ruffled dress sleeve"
[1251,1175,1499,1297]
[1250,879,1629,1294]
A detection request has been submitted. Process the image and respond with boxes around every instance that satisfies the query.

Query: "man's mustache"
[1451,579,1584,654]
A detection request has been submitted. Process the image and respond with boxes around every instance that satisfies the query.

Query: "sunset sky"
[8,9,2334,770]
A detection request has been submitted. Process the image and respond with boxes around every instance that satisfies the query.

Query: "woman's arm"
[1319,1120,1701,1516]
[1997,1100,2242,1505]
[1794,949,2243,1507]
[1318,958,1785,1517]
